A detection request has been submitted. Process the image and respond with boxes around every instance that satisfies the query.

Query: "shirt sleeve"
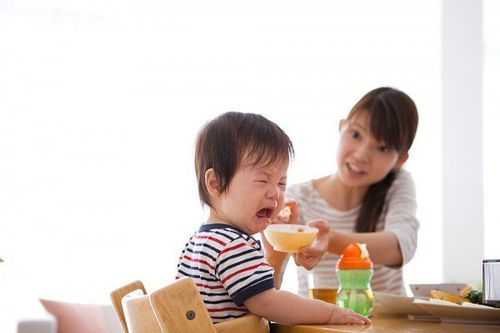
[383,169,420,266]
[216,237,275,306]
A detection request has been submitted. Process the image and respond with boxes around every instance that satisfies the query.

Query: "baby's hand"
[327,305,371,325]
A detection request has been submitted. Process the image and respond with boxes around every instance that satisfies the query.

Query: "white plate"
[410,283,467,297]
[413,299,500,324]
[374,292,429,316]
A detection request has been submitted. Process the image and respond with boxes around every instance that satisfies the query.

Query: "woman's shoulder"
[387,168,416,198]
[393,168,415,186]
[287,179,315,198]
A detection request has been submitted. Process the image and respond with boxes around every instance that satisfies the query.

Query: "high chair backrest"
[149,277,269,333]
[110,280,162,333]
[149,277,217,333]
[111,278,269,333]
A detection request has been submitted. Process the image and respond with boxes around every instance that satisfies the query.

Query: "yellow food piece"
[278,206,292,219]
[459,284,476,299]
[429,289,460,303]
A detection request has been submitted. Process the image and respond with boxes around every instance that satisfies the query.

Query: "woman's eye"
[278,182,287,187]
[379,146,389,153]
[351,130,360,139]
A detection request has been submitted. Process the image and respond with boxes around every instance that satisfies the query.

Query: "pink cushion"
[40,299,108,333]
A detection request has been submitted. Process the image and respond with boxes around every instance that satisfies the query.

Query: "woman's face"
[336,111,407,188]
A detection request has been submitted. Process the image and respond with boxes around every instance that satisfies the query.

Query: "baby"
[176,112,371,325]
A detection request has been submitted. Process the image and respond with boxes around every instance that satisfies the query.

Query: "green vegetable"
[467,290,483,304]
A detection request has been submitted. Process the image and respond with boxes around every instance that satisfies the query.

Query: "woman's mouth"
[347,163,365,175]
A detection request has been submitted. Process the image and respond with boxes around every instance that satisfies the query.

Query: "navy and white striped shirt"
[176,223,275,323]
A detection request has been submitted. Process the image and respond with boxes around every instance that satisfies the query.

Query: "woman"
[265,87,419,296]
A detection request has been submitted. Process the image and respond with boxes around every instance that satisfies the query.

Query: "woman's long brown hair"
[348,87,419,232]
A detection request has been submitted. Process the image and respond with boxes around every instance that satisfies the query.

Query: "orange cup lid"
[336,243,373,269]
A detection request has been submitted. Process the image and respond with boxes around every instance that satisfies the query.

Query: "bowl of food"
[264,224,318,252]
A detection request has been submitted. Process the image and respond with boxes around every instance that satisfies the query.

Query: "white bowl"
[263,224,318,253]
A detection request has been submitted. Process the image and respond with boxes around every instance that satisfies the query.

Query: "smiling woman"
[0,1,444,332]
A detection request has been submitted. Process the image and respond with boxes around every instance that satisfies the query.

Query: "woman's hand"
[293,219,329,270]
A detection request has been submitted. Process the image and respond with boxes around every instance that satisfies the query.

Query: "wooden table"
[270,315,500,333]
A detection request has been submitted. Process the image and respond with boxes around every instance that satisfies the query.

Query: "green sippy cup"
[335,242,374,316]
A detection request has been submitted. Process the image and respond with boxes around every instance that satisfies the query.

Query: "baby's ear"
[339,119,347,132]
[205,168,221,196]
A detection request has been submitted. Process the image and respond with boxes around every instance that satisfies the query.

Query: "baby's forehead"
[240,155,289,174]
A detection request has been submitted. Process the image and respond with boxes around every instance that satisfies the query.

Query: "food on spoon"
[277,202,296,222]
[278,205,292,219]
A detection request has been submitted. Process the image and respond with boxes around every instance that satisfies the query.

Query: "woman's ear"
[205,168,221,197]
[395,152,409,169]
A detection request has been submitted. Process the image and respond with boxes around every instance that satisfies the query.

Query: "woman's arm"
[261,199,300,288]
[328,170,418,267]
[261,234,289,289]
[328,230,403,266]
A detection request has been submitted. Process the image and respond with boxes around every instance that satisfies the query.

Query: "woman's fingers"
[307,219,329,233]
[304,219,330,253]
[293,219,329,269]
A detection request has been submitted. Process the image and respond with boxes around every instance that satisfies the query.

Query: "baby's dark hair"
[195,112,294,207]
[349,87,419,233]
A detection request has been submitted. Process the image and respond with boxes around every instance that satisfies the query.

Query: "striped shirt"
[176,223,275,323]
[287,169,419,297]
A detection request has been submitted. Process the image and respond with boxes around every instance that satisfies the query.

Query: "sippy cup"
[335,243,374,316]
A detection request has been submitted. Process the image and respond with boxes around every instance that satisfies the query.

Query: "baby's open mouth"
[256,208,273,219]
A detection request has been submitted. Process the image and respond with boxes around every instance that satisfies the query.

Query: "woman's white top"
[286,169,419,297]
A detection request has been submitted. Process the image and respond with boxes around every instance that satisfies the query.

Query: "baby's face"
[213,157,289,235]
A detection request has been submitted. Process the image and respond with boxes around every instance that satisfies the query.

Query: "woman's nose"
[353,144,371,162]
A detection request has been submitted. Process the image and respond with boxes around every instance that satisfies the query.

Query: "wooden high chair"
[110,278,269,333]
[110,280,162,333]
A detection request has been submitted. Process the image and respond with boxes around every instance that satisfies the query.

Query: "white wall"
[442,0,483,284]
